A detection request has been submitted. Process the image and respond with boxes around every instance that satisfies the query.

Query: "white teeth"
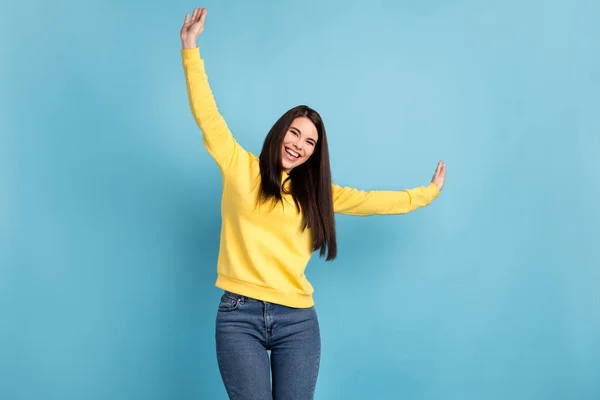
[286,148,300,158]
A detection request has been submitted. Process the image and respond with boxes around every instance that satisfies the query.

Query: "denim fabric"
[215,290,321,399]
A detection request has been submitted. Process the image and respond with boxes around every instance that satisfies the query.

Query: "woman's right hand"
[180,7,207,49]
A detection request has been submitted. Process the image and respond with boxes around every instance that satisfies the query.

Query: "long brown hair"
[258,105,337,261]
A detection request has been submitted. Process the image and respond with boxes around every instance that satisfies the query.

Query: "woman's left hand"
[431,160,446,191]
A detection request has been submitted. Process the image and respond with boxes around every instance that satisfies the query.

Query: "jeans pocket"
[218,291,240,312]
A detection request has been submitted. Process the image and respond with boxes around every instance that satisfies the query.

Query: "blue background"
[2,0,599,399]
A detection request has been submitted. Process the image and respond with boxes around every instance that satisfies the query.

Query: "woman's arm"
[332,161,446,215]
[180,7,243,171]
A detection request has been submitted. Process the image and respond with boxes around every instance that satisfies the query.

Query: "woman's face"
[281,117,319,173]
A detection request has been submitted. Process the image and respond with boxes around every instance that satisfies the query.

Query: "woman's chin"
[281,161,293,172]
[282,157,296,169]
[282,157,307,172]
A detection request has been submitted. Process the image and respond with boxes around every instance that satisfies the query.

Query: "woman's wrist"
[181,39,197,49]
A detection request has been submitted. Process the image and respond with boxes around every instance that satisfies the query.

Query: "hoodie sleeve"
[332,182,440,216]
[181,47,247,172]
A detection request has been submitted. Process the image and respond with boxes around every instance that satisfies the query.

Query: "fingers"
[434,160,442,176]
[191,7,205,23]
[433,160,446,180]
[183,7,206,29]
[439,162,446,182]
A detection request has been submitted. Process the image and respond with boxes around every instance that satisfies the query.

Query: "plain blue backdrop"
[2,0,599,399]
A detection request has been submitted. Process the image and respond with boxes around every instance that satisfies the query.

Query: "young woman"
[180,7,445,400]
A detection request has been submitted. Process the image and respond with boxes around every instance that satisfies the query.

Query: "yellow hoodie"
[181,47,440,308]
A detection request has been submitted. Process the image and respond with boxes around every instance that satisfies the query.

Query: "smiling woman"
[180,6,445,400]
[281,116,319,172]
[257,105,338,268]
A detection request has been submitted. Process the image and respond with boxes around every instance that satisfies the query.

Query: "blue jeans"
[215,290,321,399]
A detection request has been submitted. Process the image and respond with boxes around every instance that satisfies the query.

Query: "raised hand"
[431,160,446,191]
[180,7,207,49]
